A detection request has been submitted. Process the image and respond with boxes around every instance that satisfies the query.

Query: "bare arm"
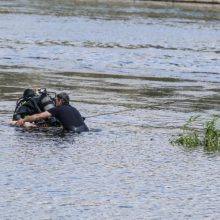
[16,111,52,126]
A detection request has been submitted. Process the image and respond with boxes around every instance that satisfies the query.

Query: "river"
[0,0,220,219]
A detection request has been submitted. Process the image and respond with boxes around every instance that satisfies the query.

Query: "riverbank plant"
[171,116,220,152]
[171,115,202,148]
[203,117,220,152]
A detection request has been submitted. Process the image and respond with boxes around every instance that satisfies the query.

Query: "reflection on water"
[1,0,220,219]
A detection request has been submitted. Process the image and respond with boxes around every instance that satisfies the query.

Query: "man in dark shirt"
[16,92,89,133]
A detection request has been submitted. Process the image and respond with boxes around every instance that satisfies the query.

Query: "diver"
[16,92,89,133]
[12,88,60,127]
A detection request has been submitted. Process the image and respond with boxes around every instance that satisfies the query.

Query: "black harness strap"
[30,98,42,113]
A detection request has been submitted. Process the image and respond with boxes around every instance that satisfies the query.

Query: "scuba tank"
[37,88,60,126]
[38,92,55,111]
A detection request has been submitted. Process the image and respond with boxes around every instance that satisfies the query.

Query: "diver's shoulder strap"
[29,97,42,113]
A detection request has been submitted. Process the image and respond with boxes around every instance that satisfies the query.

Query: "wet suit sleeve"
[13,105,31,120]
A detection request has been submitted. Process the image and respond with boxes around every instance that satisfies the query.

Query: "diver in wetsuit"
[13,88,60,127]
[16,92,89,133]
[13,88,37,120]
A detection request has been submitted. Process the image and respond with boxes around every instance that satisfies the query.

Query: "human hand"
[15,119,25,127]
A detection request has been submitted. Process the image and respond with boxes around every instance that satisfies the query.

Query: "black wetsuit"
[13,97,41,120]
[48,104,89,132]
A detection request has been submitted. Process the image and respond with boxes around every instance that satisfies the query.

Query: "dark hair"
[23,89,35,98]
[57,92,70,104]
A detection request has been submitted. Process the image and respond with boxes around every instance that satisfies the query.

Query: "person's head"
[56,92,70,106]
[23,89,35,99]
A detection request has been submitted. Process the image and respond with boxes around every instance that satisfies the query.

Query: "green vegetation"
[171,116,220,152]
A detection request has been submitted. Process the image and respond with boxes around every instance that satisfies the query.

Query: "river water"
[0,0,220,219]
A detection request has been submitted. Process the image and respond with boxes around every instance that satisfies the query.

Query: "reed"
[171,116,220,152]
[171,115,202,148]
[203,117,220,152]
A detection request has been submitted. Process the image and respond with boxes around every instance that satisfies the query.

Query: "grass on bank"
[171,116,220,152]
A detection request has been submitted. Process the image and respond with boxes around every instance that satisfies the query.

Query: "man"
[16,92,89,133]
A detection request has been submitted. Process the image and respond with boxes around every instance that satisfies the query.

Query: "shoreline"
[93,0,220,4]
[139,0,220,4]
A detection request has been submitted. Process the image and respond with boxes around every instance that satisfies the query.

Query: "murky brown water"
[1,0,220,219]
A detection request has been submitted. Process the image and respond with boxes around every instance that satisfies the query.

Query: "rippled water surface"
[1,0,220,219]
